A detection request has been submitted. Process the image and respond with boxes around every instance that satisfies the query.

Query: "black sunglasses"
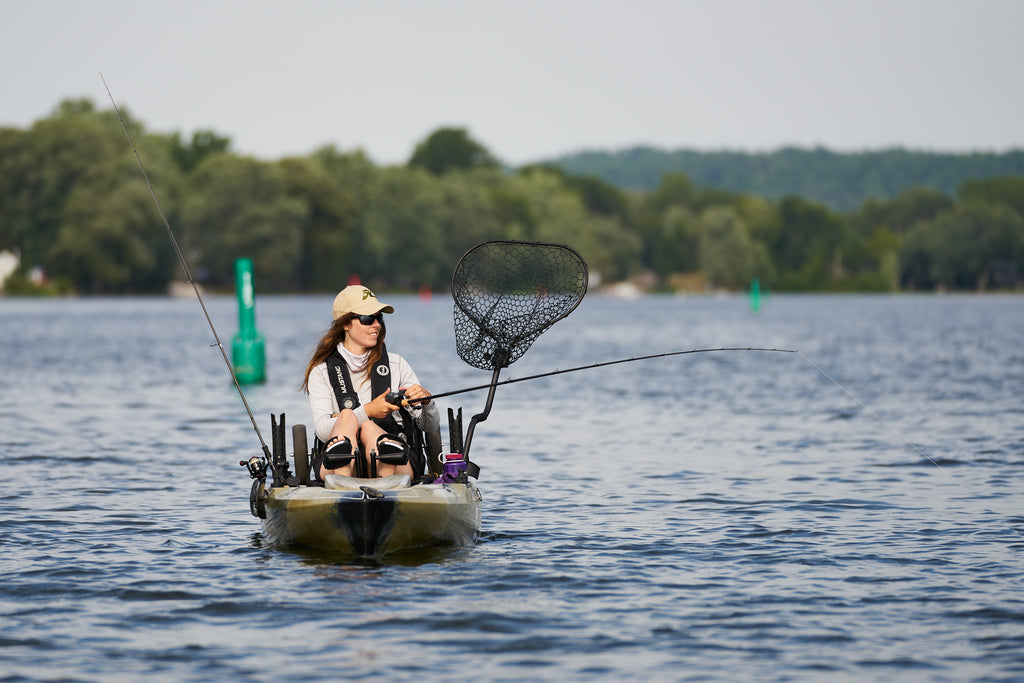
[353,313,384,326]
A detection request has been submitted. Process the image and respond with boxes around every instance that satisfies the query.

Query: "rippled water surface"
[1,293,1022,682]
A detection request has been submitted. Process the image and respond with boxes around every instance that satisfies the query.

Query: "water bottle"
[436,453,467,484]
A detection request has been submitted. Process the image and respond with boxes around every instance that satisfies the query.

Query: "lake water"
[1,292,1022,682]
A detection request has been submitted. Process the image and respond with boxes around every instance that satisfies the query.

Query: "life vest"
[325,345,402,435]
[325,346,436,476]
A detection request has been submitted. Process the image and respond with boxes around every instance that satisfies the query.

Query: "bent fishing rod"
[401,346,798,404]
[101,74,272,462]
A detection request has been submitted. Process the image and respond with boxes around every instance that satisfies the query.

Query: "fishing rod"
[101,74,272,464]
[401,346,798,404]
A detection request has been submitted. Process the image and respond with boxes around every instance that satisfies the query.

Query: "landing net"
[451,240,588,371]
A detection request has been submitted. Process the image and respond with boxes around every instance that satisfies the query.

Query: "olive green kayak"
[257,474,482,557]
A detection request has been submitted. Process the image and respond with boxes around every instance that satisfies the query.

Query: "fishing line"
[100,73,271,461]
[797,351,981,499]
[416,347,799,402]
[420,344,977,498]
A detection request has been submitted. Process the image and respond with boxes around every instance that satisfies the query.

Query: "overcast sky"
[3,0,1022,165]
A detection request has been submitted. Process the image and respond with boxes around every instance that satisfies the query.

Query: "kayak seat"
[324,473,411,491]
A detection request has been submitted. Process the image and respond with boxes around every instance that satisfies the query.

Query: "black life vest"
[323,345,440,478]
[325,345,402,435]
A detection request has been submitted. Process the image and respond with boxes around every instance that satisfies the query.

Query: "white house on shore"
[0,250,18,291]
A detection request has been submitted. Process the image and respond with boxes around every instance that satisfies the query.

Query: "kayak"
[247,417,482,558]
[256,474,482,557]
[238,241,588,559]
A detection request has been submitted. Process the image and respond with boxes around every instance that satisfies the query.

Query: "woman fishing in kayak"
[303,285,439,481]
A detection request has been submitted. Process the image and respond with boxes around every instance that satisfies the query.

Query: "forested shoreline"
[1,99,1022,295]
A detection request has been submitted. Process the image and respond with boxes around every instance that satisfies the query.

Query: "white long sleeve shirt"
[307,347,440,444]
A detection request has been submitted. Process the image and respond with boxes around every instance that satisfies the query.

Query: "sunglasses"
[353,313,384,326]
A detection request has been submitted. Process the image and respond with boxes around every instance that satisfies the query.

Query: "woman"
[303,285,439,481]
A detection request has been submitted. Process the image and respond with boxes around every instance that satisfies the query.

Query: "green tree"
[646,172,696,213]
[632,173,698,277]
[44,119,184,293]
[408,127,499,176]
[772,196,847,289]
[350,165,508,291]
[356,165,448,289]
[277,153,359,291]
[902,204,1024,290]
[433,168,507,281]
[844,186,953,290]
[403,169,512,290]
[0,127,33,251]
[552,146,1024,211]
[698,205,772,289]
[850,186,953,237]
[181,154,307,290]
[958,176,1024,217]
[0,99,130,276]
[646,205,700,276]
[49,176,167,293]
[734,195,781,260]
[9,96,1024,296]
[518,164,633,224]
[311,146,382,285]
[507,169,639,282]
[169,130,232,173]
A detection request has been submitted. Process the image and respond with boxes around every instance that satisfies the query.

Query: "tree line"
[1,98,1022,295]
[553,146,1024,212]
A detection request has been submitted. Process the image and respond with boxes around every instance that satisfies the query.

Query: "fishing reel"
[385,390,407,408]
[240,455,267,480]
[242,455,269,519]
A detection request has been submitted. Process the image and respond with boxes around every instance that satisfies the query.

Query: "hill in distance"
[542,146,1024,212]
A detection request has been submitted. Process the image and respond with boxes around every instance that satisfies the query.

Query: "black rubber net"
[451,240,588,371]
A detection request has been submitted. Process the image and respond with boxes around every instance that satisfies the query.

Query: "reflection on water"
[0,293,1022,681]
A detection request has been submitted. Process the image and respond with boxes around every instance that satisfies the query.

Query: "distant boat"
[603,281,642,299]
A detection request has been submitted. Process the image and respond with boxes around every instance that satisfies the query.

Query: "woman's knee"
[331,409,357,431]
[356,422,382,452]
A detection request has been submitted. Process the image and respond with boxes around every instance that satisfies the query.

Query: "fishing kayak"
[256,474,482,557]
[240,242,589,558]
[246,415,482,558]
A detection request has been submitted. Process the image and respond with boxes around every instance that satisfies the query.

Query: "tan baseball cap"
[331,285,395,320]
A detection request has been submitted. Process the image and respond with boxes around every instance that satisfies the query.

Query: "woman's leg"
[358,422,413,477]
[321,410,358,479]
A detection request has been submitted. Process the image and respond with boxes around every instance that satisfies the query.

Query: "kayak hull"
[259,476,482,557]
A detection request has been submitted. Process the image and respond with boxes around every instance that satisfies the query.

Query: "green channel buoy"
[750,278,762,313]
[232,258,266,384]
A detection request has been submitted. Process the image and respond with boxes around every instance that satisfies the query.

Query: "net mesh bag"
[452,240,588,370]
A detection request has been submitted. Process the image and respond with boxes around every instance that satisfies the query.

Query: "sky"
[3,0,1023,166]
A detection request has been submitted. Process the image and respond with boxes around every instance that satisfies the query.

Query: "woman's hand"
[400,384,432,407]
[366,390,401,420]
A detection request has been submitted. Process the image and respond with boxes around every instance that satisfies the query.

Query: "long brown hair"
[302,313,387,392]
